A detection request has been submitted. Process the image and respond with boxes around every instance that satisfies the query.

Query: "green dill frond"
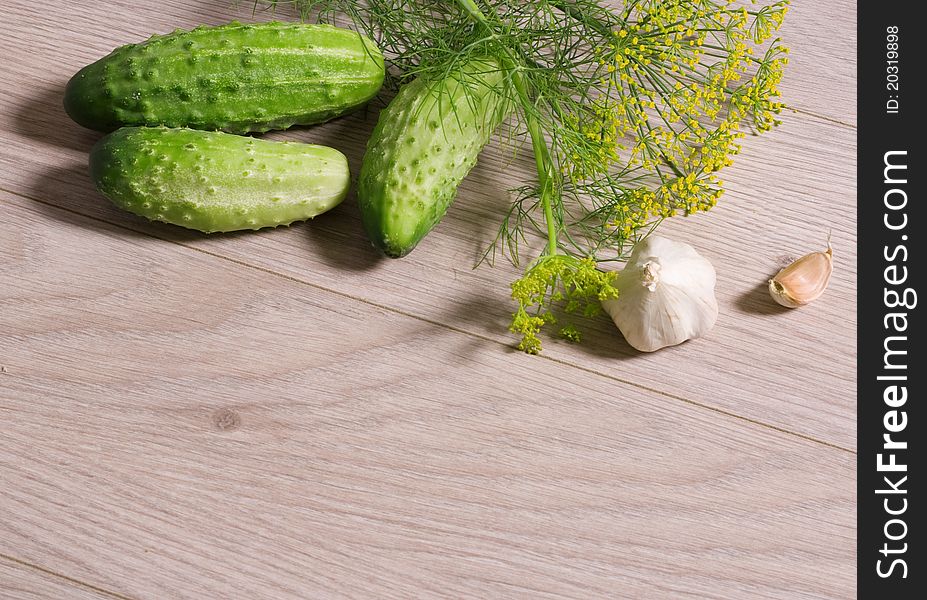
[256,0,790,353]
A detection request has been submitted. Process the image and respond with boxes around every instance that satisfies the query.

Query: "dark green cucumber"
[90,127,349,233]
[65,21,384,133]
[357,57,511,258]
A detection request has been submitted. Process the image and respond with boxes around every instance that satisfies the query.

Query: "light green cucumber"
[357,57,511,258]
[65,21,385,134]
[90,127,349,233]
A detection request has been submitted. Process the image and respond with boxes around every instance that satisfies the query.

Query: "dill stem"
[452,0,559,256]
[513,77,559,256]
[454,0,486,23]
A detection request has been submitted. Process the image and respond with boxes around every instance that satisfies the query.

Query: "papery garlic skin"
[602,236,719,352]
[768,245,834,308]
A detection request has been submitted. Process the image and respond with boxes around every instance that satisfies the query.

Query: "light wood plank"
[1,0,855,124]
[1,194,855,599]
[0,556,121,600]
[0,1,858,597]
[777,0,856,125]
[0,0,857,449]
[0,93,857,448]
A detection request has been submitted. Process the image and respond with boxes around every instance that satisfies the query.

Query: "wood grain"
[0,0,857,597]
[0,557,120,600]
[1,193,854,599]
[777,0,857,125]
[0,0,857,449]
[0,0,857,124]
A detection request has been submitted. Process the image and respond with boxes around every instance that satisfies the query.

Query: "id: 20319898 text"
[885,26,900,114]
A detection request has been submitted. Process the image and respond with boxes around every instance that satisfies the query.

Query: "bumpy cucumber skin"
[90,127,350,233]
[65,22,385,134]
[357,57,510,258]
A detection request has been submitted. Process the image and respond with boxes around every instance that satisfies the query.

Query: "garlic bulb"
[768,243,834,308]
[602,236,719,352]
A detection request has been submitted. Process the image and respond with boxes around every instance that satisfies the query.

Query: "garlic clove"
[768,244,834,308]
[602,236,719,352]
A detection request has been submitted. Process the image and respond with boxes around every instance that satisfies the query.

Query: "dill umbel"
[259,0,790,353]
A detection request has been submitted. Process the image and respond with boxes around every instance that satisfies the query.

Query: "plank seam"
[0,553,133,600]
[1,187,855,455]
[788,107,856,129]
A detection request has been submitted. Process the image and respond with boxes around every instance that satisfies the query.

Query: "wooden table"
[1,1,856,598]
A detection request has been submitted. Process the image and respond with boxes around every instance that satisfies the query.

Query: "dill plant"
[260,0,790,353]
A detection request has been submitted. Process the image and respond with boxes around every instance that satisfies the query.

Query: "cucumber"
[357,57,511,258]
[90,127,349,233]
[65,22,385,134]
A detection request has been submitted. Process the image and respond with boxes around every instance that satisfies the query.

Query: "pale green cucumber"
[90,127,349,233]
[357,57,511,258]
[66,21,385,133]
